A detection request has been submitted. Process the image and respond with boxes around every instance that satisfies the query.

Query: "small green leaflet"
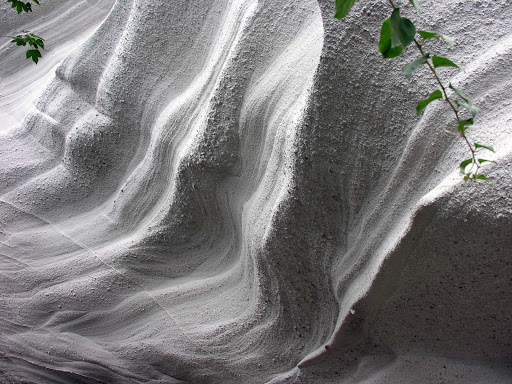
[418,30,439,40]
[454,100,479,117]
[449,84,470,102]
[409,0,421,11]
[432,55,459,69]
[12,38,27,46]
[402,54,429,79]
[418,30,454,46]
[334,0,358,19]
[474,174,490,181]
[456,118,473,133]
[416,89,443,115]
[460,158,473,174]
[474,143,495,152]
[450,83,479,116]
[390,8,416,49]
[477,159,498,165]
[26,49,41,64]
[379,18,404,58]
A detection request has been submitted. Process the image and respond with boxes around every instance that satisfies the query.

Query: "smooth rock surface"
[0,0,511,383]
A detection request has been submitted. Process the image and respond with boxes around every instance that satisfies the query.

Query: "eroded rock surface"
[0,1,511,383]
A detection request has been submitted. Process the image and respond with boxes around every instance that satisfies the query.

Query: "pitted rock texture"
[0,0,511,383]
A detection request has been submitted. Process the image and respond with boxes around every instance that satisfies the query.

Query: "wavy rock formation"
[0,0,511,383]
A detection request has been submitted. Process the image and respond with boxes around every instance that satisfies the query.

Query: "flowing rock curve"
[0,0,511,383]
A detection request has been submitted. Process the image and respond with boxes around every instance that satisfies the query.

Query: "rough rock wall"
[0,0,116,128]
[0,0,511,383]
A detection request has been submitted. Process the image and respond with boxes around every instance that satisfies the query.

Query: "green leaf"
[477,159,498,165]
[474,143,495,152]
[450,84,479,116]
[409,0,421,11]
[455,100,479,117]
[432,55,459,69]
[416,89,443,115]
[474,174,491,181]
[33,0,40,4]
[379,18,404,58]
[390,8,416,48]
[334,0,358,19]
[464,174,470,182]
[449,84,470,103]
[26,49,42,64]
[402,54,429,79]
[460,158,473,174]
[11,37,27,46]
[456,118,474,133]
[417,30,454,46]
[418,30,440,40]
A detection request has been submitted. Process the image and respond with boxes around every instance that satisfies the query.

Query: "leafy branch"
[335,0,497,181]
[6,0,39,14]
[4,0,44,64]
[10,30,44,63]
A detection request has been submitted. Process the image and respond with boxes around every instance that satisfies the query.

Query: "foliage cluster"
[6,0,39,14]
[11,30,44,63]
[335,0,496,181]
[5,0,44,63]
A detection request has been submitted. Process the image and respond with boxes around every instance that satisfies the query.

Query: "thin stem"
[386,1,480,178]
[413,39,459,119]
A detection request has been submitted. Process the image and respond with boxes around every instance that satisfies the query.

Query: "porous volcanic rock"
[0,1,511,383]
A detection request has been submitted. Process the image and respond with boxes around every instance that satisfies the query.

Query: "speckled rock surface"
[0,1,511,383]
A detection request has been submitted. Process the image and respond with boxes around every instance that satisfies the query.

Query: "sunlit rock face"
[0,0,511,383]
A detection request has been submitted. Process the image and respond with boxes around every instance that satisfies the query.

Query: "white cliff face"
[0,0,116,130]
[0,1,511,383]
